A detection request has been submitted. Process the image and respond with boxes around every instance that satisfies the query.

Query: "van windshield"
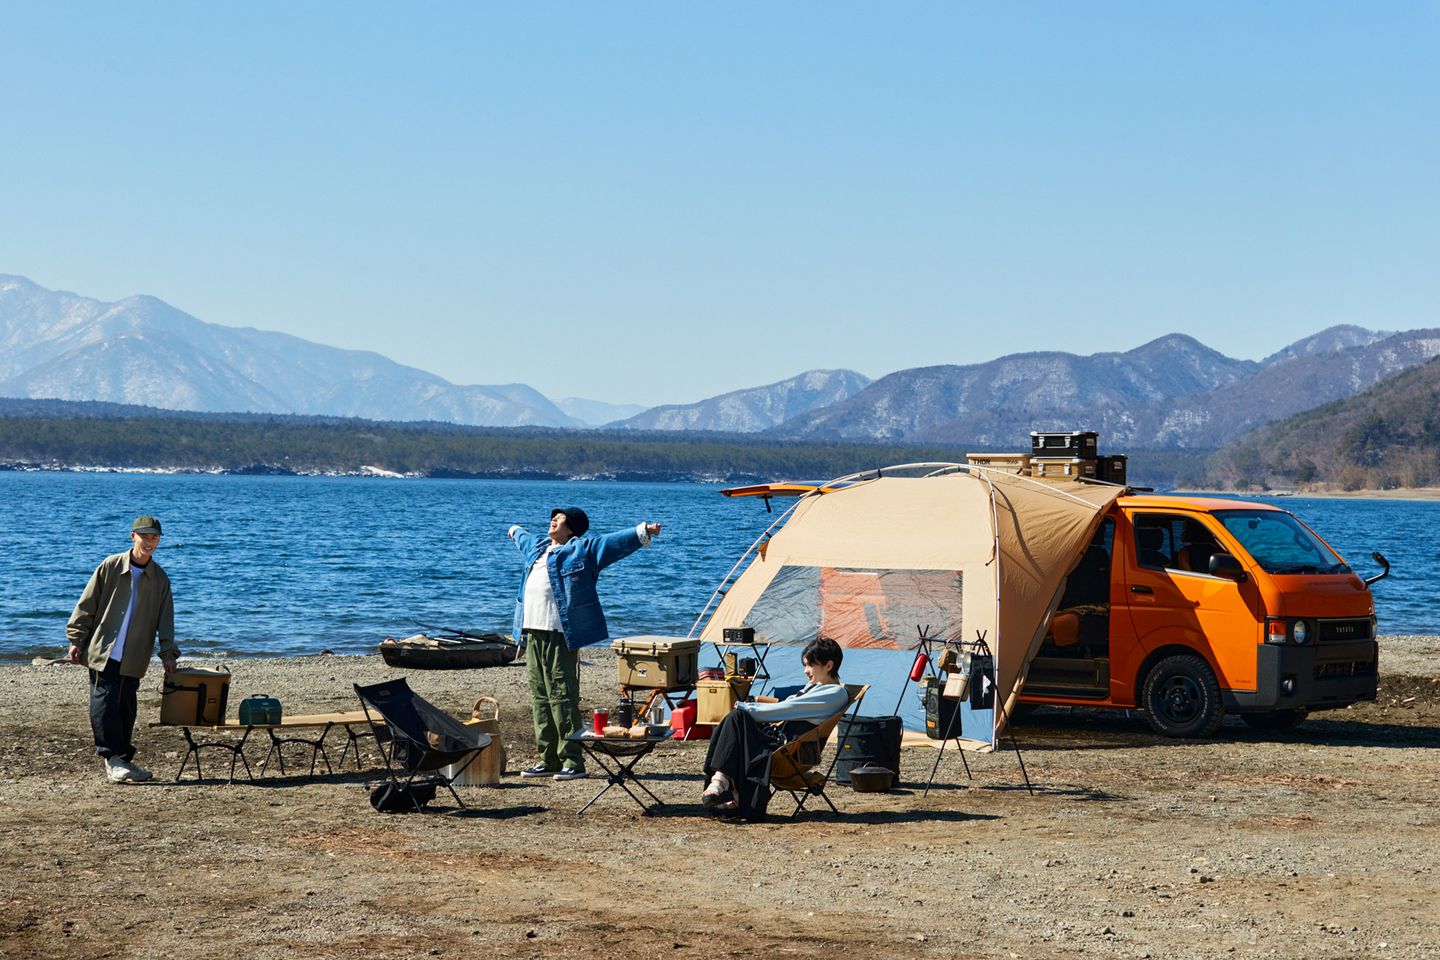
[1214,510,1350,575]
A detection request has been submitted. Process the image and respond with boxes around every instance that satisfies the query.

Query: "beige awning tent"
[694,465,1124,747]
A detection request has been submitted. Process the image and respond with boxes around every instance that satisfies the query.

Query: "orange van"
[1025,494,1382,736]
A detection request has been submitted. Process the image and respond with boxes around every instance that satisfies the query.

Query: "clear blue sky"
[3,2,1436,407]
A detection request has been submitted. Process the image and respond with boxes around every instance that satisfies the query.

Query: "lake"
[4,472,1431,665]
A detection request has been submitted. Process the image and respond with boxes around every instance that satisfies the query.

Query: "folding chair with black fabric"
[768,683,868,818]
[354,679,492,812]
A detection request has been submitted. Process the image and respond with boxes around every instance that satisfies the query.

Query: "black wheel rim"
[1159,675,1203,725]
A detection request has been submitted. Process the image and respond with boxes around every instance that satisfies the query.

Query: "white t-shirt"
[110,562,147,662]
[522,545,563,633]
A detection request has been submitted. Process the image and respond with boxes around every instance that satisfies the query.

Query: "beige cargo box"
[612,635,701,690]
[1031,457,1098,480]
[695,677,753,724]
[159,666,231,725]
[966,452,1032,475]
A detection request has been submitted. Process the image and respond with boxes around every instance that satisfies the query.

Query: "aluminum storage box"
[1030,431,1099,459]
[612,635,701,689]
[965,452,1032,475]
[1096,454,1128,485]
[1031,457,1099,480]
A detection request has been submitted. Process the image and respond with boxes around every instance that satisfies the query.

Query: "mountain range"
[3,273,1437,452]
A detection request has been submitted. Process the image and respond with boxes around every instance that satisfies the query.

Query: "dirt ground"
[3,637,1438,960]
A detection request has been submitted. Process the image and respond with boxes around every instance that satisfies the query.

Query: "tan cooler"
[159,666,231,725]
[612,636,701,690]
[696,677,753,724]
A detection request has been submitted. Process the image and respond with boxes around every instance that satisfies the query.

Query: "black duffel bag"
[369,781,437,813]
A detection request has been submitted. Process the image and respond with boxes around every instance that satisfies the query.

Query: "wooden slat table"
[153,710,379,784]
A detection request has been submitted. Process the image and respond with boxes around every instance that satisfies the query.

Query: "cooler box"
[160,666,231,725]
[965,452,1032,475]
[695,677,753,724]
[1031,457,1099,481]
[612,636,700,690]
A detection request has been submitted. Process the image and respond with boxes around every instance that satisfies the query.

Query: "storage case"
[695,677,753,724]
[921,675,966,740]
[1096,454,1128,486]
[160,666,231,725]
[1031,457,1099,480]
[237,694,282,726]
[611,635,701,690]
[965,452,1032,475]
[1030,431,1099,459]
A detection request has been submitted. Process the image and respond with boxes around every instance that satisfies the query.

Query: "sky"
[2,3,1437,407]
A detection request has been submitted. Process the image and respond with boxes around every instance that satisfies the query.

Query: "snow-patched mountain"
[610,369,871,432]
[0,275,583,427]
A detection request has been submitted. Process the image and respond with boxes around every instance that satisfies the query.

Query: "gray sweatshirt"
[736,682,848,722]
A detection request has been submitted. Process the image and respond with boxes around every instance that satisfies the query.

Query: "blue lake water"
[5,473,1432,667]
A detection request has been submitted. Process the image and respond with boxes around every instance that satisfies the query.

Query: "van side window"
[1133,514,1221,573]
[1060,517,1114,607]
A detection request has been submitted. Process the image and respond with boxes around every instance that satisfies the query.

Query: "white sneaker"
[104,758,129,783]
[125,762,154,782]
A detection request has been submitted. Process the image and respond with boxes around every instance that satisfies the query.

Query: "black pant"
[89,660,140,761]
[703,710,808,821]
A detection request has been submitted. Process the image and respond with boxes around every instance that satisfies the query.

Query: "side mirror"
[1209,552,1249,583]
[1365,551,1391,586]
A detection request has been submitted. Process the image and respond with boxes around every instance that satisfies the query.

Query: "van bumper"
[1224,641,1379,713]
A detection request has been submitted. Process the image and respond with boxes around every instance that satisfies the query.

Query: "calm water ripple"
[3,473,1432,663]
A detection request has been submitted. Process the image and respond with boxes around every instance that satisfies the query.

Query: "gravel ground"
[2,636,1437,960]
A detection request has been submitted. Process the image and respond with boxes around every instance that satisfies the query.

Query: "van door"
[1122,511,1262,692]
[1024,518,1115,700]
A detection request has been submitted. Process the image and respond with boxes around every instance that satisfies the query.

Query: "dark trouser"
[89,659,140,761]
[703,709,788,821]
[524,629,584,771]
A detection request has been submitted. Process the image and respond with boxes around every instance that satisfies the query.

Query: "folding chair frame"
[355,682,489,813]
[768,683,869,819]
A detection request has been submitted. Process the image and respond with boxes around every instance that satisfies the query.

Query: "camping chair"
[354,678,492,812]
[768,683,868,819]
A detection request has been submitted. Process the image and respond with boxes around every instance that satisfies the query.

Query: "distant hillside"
[0,274,585,428]
[769,335,1257,445]
[557,397,649,426]
[1208,355,1440,490]
[612,370,870,432]
[768,327,1440,451]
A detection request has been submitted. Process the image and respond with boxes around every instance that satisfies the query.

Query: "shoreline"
[1171,486,1440,502]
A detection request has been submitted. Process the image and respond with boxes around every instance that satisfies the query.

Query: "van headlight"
[1292,620,1309,644]
[1265,617,1313,645]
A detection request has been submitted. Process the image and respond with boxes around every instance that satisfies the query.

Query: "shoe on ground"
[519,763,555,778]
[701,783,735,810]
[125,762,153,782]
[553,767,587,781]
[104,758,129,783]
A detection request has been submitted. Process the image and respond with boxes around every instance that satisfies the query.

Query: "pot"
[848,763,894,793]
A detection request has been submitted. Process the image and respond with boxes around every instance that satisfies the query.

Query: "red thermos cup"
[592,708,609,734]
[909,651,929,682]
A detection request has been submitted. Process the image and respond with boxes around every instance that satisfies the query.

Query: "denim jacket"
[509,523,650,650]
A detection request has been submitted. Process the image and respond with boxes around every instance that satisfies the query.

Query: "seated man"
[700,637,849,820]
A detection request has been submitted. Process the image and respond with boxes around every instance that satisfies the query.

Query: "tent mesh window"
[744,566,962,649]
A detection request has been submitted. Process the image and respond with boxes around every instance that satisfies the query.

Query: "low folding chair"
[355,678,491,812]
[768,683,869,818]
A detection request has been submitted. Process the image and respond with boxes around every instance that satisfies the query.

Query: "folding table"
[564,730,674,815]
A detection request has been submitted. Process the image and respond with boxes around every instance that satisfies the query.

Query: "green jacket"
[67,551,179,678]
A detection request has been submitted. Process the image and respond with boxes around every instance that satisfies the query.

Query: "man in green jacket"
[67,515,180,784]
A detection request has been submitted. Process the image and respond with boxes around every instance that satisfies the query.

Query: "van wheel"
[1141,654,1224,738]
[1241,708,1308,731]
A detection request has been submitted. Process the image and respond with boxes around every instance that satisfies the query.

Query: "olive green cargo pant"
[524,629,584,772]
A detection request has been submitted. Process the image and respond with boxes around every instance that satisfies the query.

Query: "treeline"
[1207,355,1440,491]
[0,413,972,480]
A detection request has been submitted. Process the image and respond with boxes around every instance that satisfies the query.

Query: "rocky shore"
[2,637,1437,959]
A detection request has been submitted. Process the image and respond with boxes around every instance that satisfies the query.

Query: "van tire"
[1140,654,1224,738]
[1241,708,1308,731]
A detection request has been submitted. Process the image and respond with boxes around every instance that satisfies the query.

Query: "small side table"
[565,730,674,815]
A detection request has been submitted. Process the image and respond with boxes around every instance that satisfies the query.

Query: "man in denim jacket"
[508,507,661,779]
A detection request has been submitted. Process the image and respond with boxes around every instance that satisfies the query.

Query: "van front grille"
[1314,659,1377,680]
[1316,618,1373,643]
